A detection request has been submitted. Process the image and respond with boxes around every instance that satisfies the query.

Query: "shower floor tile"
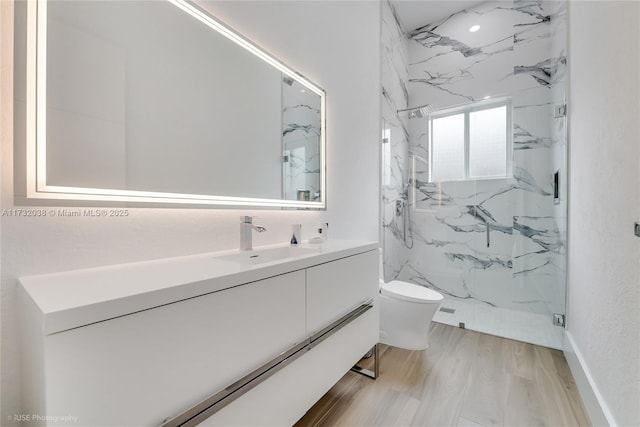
[432,297,564,349]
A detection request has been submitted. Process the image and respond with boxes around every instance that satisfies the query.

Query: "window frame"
[428,97,513,183]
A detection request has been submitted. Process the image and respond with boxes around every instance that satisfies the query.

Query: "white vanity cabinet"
[306,250,379,334]
[26,272,306,426]
[19,240,379,426]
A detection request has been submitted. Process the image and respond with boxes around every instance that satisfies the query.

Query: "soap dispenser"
[310,222,328,243]
[318,222,329,240]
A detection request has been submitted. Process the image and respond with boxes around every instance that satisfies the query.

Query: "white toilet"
[378,280,444,350]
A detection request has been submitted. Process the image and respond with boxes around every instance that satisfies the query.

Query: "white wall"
[0,0,380,422]
[567,2,640,426]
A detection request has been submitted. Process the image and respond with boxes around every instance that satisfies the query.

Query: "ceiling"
[390,0,486,34]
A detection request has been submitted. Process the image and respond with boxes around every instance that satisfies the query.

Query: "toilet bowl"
[378,280,444,350]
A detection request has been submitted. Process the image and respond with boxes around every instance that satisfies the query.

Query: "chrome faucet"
[240,216,267,250]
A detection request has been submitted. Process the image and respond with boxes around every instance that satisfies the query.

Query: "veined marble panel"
[381,0,412,281]
[382,0,410,112]
[381,0,568,343]
[399,0,568,319]
[282,78,321,201]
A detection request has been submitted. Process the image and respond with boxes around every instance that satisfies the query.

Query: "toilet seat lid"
[381,280,444,304]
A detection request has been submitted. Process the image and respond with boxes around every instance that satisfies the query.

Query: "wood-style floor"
[295,323,590,427]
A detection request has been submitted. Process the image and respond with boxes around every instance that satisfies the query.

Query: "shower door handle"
[486,223,490,247]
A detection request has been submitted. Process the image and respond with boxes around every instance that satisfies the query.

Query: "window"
[429,99,512,182]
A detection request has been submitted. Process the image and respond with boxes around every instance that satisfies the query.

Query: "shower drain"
[439,307,456,314]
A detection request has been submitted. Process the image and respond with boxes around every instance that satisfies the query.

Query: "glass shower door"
[410,97,567,350]
[409,151,480,330]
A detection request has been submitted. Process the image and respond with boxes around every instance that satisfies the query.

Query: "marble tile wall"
[381,0,411,281]
[282,77,322,201]
[382,0,568,319]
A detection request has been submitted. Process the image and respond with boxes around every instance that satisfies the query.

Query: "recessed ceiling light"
[483,95,491,99]
[469,25,480,33]
[300,89,306,93]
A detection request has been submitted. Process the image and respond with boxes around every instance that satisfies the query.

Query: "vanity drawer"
[42,271,306,426]
[203,305,379,426]
[306,250,378,335]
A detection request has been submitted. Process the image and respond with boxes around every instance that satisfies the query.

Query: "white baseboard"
[564,331,616,427]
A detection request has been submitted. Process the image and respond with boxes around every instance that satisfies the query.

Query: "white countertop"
[19,240,378,335]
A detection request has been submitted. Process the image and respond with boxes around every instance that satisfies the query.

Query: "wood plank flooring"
[295,323,590,427]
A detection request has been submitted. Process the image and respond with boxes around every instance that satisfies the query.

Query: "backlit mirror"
[22,0,325,208]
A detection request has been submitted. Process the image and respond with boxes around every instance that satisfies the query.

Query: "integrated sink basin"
[215,246,320,266]
[18,239,377,335]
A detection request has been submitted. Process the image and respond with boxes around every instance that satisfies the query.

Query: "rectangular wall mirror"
[19,0,326,208]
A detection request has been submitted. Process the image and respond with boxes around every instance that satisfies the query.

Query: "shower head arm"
[396,104,433,118]
[396,104,432,113]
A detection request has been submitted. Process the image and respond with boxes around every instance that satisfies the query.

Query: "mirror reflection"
[34,0,324,206]
[282,78,322,201]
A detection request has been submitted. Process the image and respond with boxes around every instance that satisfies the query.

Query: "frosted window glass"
[469,106,507,178]
[431,114,464,181]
